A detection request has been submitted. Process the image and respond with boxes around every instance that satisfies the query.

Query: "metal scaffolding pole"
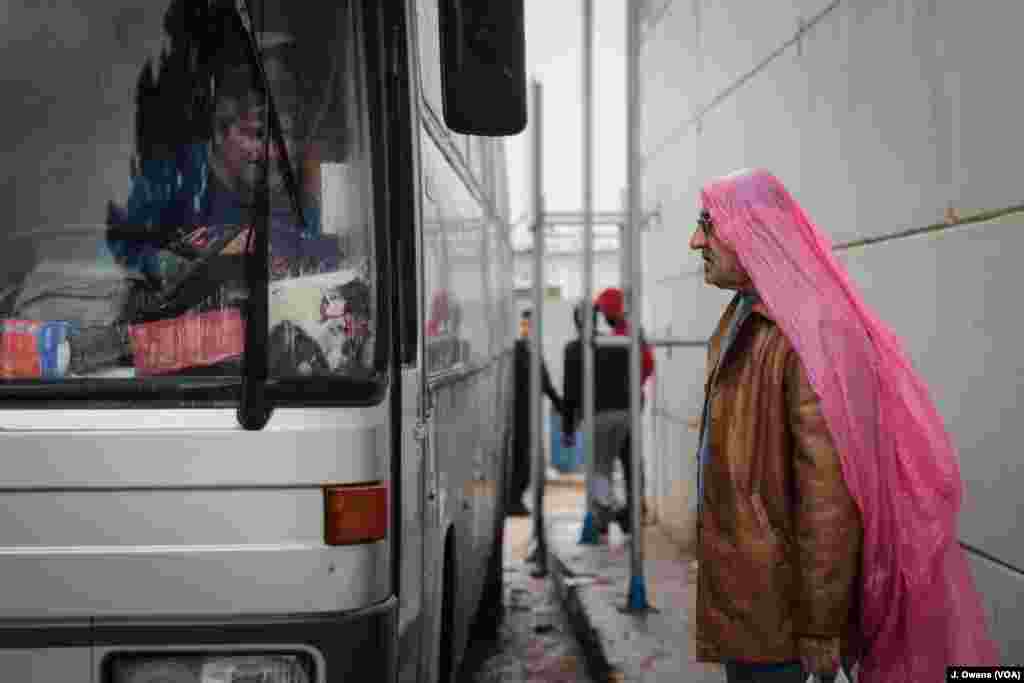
[577,0,600,547]
[625,0,651,611]
[529,79,548,577]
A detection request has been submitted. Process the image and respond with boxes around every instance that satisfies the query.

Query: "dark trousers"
[725,661,853,682]
[509,431,531,505]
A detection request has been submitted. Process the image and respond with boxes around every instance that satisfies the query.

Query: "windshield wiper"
[234,0,309,233]
[232,0,308,430]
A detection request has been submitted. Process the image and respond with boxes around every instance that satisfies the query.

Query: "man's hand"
[797,636,840,678]
[221,228,253,256]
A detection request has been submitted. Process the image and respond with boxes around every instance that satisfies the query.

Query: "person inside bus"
[508,309,562,517]
[100,8,369,380]
[106,15,327,310]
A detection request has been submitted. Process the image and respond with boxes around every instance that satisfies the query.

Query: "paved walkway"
[537,476,725,683]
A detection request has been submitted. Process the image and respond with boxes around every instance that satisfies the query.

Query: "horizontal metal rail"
[591,336,707,348]
[646,338,707,348]
[542,211,626,226]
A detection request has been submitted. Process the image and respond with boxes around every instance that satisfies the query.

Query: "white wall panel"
[828,1,946,243]
[638,0,1024,656]
[841,215,1024,570]
[700,0,800,103]
[938,0,1024,217]
[645,1,988,246]
[968,553,1024,663]
[639,0,702,161]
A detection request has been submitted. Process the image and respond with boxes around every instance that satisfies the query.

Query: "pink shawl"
[700,169,999,680]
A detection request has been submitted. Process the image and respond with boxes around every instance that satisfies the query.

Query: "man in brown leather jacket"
[689,208,862,682]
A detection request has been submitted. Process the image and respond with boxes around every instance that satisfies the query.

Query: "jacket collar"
[707,291,772,386]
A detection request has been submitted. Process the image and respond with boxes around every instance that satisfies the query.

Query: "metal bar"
[592,335,630,347]
[646,339,709,348]
[529,79,548,576]
[593,335,708,348]
[579,0,599,546]
[625,0,650,610]
[543,211,626,226]
[651,338,659,527]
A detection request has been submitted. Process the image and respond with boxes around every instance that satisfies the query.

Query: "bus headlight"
[201,656,311,683]
[109,654,313,683]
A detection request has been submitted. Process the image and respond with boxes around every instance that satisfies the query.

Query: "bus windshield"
[0,0,376,385]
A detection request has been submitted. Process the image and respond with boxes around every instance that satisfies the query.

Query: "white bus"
[0,1,524,681]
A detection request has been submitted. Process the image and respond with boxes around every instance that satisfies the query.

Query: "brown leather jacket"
[695,296,863,663]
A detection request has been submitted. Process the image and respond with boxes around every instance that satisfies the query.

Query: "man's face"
[216,103,296,203]
[218,106,268,197]
[688,209,752,290]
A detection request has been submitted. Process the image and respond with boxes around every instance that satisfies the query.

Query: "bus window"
[259,1,377,379]
[0,0,376,385]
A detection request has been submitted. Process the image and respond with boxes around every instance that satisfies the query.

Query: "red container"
[129,309,244,376]
[0,320,74,379]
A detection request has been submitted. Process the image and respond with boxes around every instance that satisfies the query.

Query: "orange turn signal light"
[323,482,388,546]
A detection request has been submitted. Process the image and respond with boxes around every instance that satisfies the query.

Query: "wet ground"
[458,475,597,683]
[457,559,595,683]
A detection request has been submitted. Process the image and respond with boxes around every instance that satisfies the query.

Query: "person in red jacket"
[593,287,655,386]
[592,287,654,533]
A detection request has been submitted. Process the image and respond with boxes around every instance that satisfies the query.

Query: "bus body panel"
[0,542,387,618]
[0,0,516,679]
[0,408,386,488]
[414,45,516,678]
[397,366,425,639]
[0,407,389,617]
[0,649,91,683]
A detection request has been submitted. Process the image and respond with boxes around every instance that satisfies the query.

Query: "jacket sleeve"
[562,344,580,433]
[541,357,563,414]
[641,342,655,384]
[785,350,862,639]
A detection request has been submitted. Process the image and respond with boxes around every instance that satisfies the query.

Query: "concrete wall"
[638,0,1024,661]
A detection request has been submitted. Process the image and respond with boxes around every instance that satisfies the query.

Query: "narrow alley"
[459,477,596,683]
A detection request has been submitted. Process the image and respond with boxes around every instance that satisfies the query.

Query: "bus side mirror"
[439,0,527,136]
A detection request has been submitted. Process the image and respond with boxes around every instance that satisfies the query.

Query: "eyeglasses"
[698,209,714,237]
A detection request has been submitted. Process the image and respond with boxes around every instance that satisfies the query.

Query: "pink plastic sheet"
[700,169,999,680]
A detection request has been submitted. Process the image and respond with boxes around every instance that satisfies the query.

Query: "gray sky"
[506,0,627,225]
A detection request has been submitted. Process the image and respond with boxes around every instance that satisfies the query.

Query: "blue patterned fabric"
[106,142,321,281]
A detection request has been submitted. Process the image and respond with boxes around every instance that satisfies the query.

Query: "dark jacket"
[561,338,632,433]
[695,296,863,664]
[514,338,561,440]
